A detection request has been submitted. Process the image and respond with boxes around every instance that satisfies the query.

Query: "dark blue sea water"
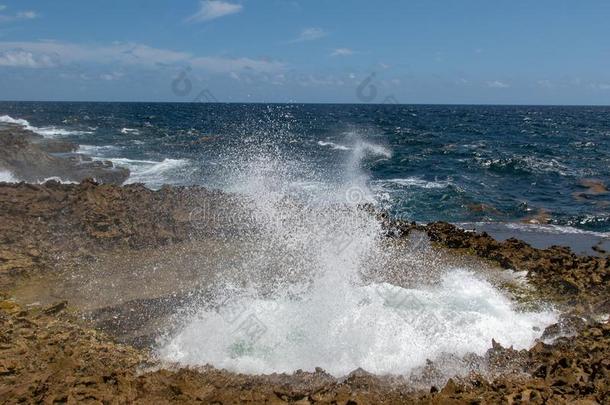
[1,102,609,233]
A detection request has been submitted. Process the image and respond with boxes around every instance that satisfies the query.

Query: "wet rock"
[396,221,610,313]
[42,300,68,315]
[0,126,129,184]
[542,316,587,341]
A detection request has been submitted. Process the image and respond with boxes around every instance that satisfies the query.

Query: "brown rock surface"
[0,179,238,290]
[0,181,608,403]
[0,296,607,404]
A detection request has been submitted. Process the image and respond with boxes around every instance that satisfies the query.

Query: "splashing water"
[159,133,557,377]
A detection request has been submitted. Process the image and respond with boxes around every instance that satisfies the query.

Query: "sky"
[0,0,609,104]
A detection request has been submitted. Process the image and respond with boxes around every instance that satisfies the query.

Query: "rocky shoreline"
[0,124,129,184]
[0,178,607,403]
[0,126,608,404]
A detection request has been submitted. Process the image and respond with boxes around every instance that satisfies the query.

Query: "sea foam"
[0,115,93,138]
[105,157,191,188]
[0,170,18,183]
[159,133,557,377]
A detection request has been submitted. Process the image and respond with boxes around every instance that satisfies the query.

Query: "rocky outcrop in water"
[0,125,129,184]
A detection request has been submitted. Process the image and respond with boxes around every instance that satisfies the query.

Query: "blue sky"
[0,0,609,104]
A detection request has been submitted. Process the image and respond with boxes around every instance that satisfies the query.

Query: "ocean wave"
[374,177,451,189]
[35,127,93,137]
[104,157,191,188]
[0,115,93,138]
[77,144,123,156]
[0,115,34,130]
[475,155,581,177]
[161,268,557,376]
[458,221,610,238]
[120,128,140,135]
[0,169,18,183]
[504,222,610,238]
[317,141,351,151]
[571,141,596,149]
[158,136,556,376]
[39,177,78,184]
[561,214,610,230]
[0,170,79,185]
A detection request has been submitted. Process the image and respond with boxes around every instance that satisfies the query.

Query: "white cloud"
[0,41,188,66]
[0,40,284,73]
[191,55,284,73]
[592,83,610,91]
[487,80,510,89]
[17,11,37,19]
[331,48,354,57]
[295,73,341,87]
[0,8,38,23]
[100,71,124,81]
[290,27,327,43]
[0,49,58,68]
[537,79,553,89]
[0,6,6,12]
[187,0,242,22]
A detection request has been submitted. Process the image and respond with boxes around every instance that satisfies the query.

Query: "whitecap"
[0,115,34,130]
[374,177,451,189]
[35,127,93,137]
[105,157,191,188]
[120,128,140,135]
[39,177,78,184]
[317,140,351,151]
[0,115,93,138]
[0,169,19,183]
[503,222,610,238]
[77,144,122,156]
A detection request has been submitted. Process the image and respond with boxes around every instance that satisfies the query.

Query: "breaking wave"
[159,132,556,378]
[0,115,93,138]
[317,140,351,151]
[373,177,452,189]
[104,157,192,188]
[0,170,18,183]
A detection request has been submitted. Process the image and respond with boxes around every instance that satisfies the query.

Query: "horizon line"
[1,99,610,108]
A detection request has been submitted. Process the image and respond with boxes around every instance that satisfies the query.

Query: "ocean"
[1,101,609,236]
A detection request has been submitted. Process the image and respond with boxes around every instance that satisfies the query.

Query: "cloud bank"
[0,40,284,73]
